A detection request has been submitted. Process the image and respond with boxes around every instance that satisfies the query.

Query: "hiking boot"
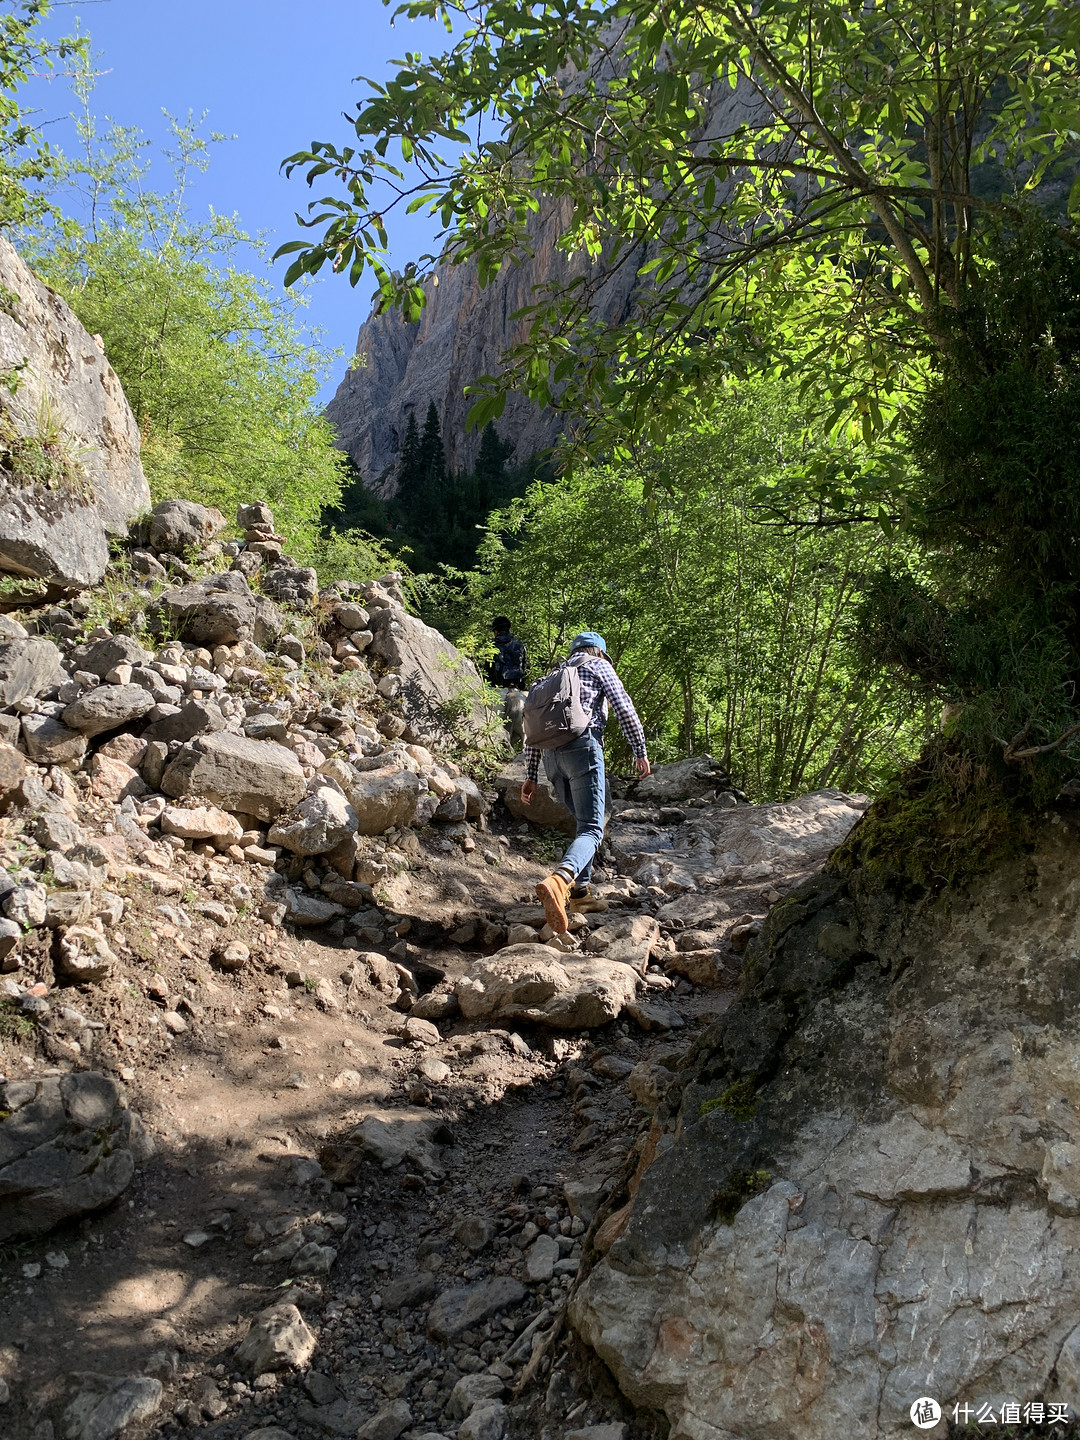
[568,886,609,914]
[536,871,572,934]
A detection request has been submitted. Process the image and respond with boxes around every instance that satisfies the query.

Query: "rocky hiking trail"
[0,488,868,1440]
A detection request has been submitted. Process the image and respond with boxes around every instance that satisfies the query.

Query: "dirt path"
[0,799,813,1440]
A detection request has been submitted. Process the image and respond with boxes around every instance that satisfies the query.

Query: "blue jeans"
[543,729,609,886]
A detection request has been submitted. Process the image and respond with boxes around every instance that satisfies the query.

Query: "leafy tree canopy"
[437,379,930,796]
[279,0,1080,519]
[0,1,85,228]
[20,87,396,581]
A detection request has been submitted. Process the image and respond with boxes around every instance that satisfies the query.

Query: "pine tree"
[475,422,515,511]
[395,409,423,506]
[418,401,446,489]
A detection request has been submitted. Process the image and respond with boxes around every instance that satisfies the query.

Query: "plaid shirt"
[524,657,647,781]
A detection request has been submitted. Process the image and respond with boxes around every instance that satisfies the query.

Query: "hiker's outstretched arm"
[594,662,648,760]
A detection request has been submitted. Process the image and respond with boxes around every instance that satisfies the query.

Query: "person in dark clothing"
[488,617,527,688]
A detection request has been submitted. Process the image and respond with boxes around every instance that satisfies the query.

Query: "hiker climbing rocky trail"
[0,500,867,1440]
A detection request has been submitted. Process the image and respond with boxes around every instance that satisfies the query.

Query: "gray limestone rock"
[55,927,116,983]
[3,881,46,927]
[492,755,574,835]
[457,1406,507,1440]
[237,501,274,530]
[69,635,150,679]
[426,1276,527,1341]
[235,1303,316,1375]
[0,1073,145,1241]
[583,915,659,974]
[243,711,288,742]
[0,236,149,588]
[366,605,488,741]
[381,1271,438,1312]
[21,714,86,765]
[356,1400,412,1440]
[149,571,283,648]
[446,1374,504,1421]
[56,1372,163,1440]
[268,785,358,856]
[571,818,1080,1440]
[61,684,154,738]
[344,765,422,835]
[141,697,226,745]
[0,637,67,707]
[455,945,640,1029]
[161,731,305,822]
[147,498,225,555]
[564,1428,628,1440]
[261,565,318,608]
[285,890,345,926]
[344,1108,450,1175]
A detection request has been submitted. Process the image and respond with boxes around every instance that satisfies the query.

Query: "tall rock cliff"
[571,817,1080,1437]
[325,204,646,490]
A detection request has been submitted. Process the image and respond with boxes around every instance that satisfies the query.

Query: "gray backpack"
[522,653,593,750]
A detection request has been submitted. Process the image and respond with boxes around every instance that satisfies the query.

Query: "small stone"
[211,941,250,973]
[457,1403,508,1440]
[183,1230,212,1248]
[447,1372,504,1420]
[235,1302,316,1374]
[525,1232,559,1283]
[418,1055,451,1084]
[3,883,47,928]
[289,1241,337,1275]
[426,1276,527,1342]
[564,1427,630,1440]
[162,1010,188,1034]
[356,1399,412,1440]
[591,1053,635,1080]
[453,1215,493,1252]
[405,1016,440,1046]
[381,1271,438,1312]
[624,998,685,1031]
[303,1372,341,1407]
[56,927,116,983]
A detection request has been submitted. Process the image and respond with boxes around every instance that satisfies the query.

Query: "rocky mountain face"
[571,817,1080,1438]
[0,237,149,589]
[325,203,646,490]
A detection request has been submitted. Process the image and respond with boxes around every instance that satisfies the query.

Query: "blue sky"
[31,0,449,399]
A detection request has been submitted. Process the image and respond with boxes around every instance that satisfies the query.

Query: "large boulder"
[61,683,155,738]
[148,571,283,648]
[0,636,66,707]
[571,816,1080,1439]
[366,603,488,740]
[626,753,730,803]
[344,765,423,835]
[609,787,868,892]
[582,914,659,974]
[268,784,359,855]
[0,1072,150,1241]
[68,633,151,678]
[493,754,575,835]
[455,945,640,1028]
[161,730,305,821]
[147,498,225,555]
[261,565,318,608]
[0,237,150,588]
